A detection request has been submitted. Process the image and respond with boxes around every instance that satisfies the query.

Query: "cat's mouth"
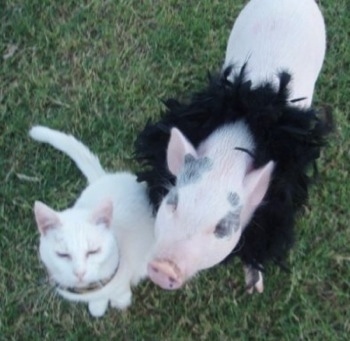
[55,262,120,294]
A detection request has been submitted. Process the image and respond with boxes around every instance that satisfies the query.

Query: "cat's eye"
[86,248,101,257]
[56,252,71,259]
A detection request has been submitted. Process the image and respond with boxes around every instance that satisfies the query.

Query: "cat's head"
[33,199,119,290]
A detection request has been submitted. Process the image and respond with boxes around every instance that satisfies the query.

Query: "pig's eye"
[214,219,232,238]
[166,189,178,211]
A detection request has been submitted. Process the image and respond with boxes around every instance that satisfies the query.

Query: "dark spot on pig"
[178,154,213,186]
[214,208,242,238]
[166,189,178,208]
[169,277,176,283]
[231,207,242,233]
[228,192,240,207]
[214,217,232,238]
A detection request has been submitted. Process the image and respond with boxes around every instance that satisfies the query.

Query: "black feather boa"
[134,66,332,270]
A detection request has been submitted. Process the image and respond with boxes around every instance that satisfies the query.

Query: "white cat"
[30,126,155,317]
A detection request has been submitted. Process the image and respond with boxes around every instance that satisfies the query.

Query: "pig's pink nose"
[147,259,183,290]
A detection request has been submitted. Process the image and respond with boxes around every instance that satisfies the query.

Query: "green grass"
[1,0,349,339]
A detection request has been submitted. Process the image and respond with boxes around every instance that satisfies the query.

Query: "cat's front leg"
[88,299,109,317]
[110,287,132,310]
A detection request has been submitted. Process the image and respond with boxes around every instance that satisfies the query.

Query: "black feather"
[134,67,332,270]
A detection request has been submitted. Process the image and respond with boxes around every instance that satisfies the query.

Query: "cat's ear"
[34,201,61,235]
[91,199,113,228]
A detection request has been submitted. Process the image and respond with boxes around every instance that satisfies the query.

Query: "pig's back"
[223,0,326,107]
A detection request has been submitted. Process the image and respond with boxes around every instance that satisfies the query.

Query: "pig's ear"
[167,127,198,176]
[34,201,61,235]
[90,198,113,228]
[243,161,275,208]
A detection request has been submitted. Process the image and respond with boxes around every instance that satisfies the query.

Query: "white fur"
[30,126,105,183]
[223,0,326,107]
[30,126,155,317]
[148,0,326,291]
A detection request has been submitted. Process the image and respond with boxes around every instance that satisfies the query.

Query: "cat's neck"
[55,261,120,294]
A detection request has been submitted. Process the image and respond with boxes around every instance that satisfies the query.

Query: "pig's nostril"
[168,276,180,289]
[151,266,159,273]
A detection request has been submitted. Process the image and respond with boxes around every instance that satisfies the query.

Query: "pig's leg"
[243,264,264,294]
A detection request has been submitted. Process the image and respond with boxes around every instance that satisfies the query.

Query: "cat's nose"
[74,269,86,281]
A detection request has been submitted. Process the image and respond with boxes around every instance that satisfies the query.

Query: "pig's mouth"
[147,259,184,290]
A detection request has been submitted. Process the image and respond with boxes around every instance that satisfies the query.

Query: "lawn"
[1,0,349,340]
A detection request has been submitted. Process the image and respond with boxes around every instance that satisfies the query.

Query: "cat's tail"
[29,126,106,183]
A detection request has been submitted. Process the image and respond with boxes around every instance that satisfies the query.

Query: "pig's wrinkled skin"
[148,0,326,291]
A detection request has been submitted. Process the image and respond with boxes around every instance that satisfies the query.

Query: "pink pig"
[137,0,327,293]
[149,123,275,290]
[223,0,326,108]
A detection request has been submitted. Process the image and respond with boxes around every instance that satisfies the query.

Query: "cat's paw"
[88,299,109,317]
[110,290,132,310]
[243,264,264,294]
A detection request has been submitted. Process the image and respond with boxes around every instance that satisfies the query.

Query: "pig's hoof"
[244,265,264,294]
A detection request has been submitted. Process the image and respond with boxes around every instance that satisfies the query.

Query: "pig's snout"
[148,259,183,290]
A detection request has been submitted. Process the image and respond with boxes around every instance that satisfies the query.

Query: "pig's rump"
[135,68,331,269]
